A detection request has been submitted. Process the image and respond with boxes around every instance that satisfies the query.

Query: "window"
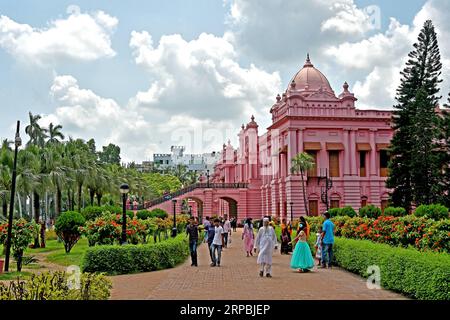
[306,151,318,177]
[361,197,368,208]
[380,150,389,177]
[359,151,367,177]
[329,151,340,177]
[330,200,340,209]
[309,200,318,216]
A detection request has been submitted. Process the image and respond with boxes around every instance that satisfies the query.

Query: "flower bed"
[81,234,189,275]
[306,215,450,253]
[333,237,450,300]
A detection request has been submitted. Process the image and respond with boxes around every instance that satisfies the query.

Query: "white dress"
[254,226,278,265]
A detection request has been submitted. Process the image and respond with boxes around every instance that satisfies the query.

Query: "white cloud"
[0,10,117,66]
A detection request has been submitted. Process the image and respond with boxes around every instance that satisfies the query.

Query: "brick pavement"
[110,229,406,300]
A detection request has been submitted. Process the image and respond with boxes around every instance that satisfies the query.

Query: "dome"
[289,54,333,93]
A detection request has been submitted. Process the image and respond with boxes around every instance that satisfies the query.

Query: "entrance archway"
[220,197,238,220]
[184,197,204,222]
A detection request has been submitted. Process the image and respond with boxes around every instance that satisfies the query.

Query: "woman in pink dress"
[242,218,255,257]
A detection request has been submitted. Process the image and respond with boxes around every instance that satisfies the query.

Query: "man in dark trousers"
[186,217,200,267]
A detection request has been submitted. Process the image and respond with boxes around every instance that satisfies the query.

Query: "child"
[314,226,323,266]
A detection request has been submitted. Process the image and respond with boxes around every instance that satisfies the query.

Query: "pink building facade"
[212,56,394,219]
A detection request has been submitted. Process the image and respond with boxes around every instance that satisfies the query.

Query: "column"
[369,129,377,176]
[350,129,357,175]
[343,128,350,176]
[298,128,304,153]
[287,129,297,174]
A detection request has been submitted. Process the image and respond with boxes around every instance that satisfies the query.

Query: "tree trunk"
[40,222,46,248]
[17,192,22,218]
[96,192,102,206]
[71,190,75,211]
[33,191,40,248]
[55,187,62,218]
[2,198,7,218]
[300,169,309,216]
[89,189,95,206]
[78,183,82,212]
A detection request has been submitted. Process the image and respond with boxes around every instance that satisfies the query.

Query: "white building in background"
[153,146,221,173]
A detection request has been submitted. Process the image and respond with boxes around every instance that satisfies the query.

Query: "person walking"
[206,223,216,264]
[314,226,323,266]
[222,215,231,248]
[280,219,292,255]
[320,211,335,269]
[203,216,211,243]
[186,217,200,267]
[289,223,314,273]
[299,216,310,239]
[231,217,237,232]
[211,218,224,267]
[242,218,254,257]
[254,217,278,278]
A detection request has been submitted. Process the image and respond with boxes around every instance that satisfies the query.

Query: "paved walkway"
[110,229,405,300]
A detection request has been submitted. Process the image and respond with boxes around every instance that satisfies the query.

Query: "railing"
[145,182,249,208]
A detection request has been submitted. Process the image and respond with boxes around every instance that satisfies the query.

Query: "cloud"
[129,30,281,124]
[324,0,450,109]
[0,10,117,66]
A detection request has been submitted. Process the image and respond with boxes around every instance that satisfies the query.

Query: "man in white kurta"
[254,218,278,277]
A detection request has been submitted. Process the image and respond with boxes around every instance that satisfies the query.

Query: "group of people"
[185,211,335,277]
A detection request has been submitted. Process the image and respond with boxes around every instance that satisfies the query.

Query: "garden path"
[110,228,406,300]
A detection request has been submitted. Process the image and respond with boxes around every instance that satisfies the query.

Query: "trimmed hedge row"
[333,237,450,300]
[81,234,190,275]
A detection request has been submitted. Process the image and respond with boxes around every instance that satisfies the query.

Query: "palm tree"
[25,112,48,147]
[291,152,315,216]
[0,142,13,218]
[47,123,65,144]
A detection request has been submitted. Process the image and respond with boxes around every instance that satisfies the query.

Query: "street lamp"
[4,121,21,272]
[290,201,293,223]
[206,169,210,188]
[172,199,177,237]
[120,183,130,245]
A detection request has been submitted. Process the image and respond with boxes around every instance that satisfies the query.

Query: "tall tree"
[99,143,121,165]
[47,123,65,144]
[441,93,450,207]
[25,112,48,147]
[290,152,315,216]
[387,20,443,211]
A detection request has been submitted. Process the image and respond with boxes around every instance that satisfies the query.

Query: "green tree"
[25,112,48,147]
[387,20,443,211]
[47,123,65,144]
[441,93,450,207]
[99,143,121,165]
[290,152,315,216]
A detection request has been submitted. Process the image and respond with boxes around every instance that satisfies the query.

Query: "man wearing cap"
[254,217,278,278]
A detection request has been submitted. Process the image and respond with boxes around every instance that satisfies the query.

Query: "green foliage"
[98,143,121,165]
[333,237,450,300]
[81,206,105,221]
[149,208,168,219]
[142,172,182,197]
[136,210,151,220]
[328,208,340,218]
[328,206,357,218]
[82,234,189,275]
[383,206,407,217]
[359,204,382,218]
[55,211,85,253]
[0,271,111,300]
[414,204,449,220]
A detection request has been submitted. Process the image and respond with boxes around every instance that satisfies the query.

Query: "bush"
[340,206,357,217]
[81,206,105,221]
[328,208,341,218]
[0,271,111,300]
[383,206,407,217]
[414,204,449,220]
[136,210,151,220]
[82,234,189,274]
[359,204,382,218]
[55,211,85,253]
[333,237,450,300]
[149,208,168,219]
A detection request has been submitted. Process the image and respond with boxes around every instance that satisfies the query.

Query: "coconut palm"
[25,112,48,147]
[47,123,65,144]
[291,152,316,216]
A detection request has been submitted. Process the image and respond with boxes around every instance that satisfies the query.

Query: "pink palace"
[210,55,393,219]
[148,55,394,221]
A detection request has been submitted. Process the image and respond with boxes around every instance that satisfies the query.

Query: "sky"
[1,0,449,163]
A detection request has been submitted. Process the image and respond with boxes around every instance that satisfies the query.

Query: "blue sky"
[0,0,448,162]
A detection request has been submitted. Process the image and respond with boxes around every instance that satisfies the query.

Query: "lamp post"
[4,121,21,272]
[172,199,177,237]
[120,183,130,245]
[289,201,293,223]
[206,169,210,188]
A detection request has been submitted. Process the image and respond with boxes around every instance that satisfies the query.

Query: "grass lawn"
[0,271,32,281]
[45,238,88,267]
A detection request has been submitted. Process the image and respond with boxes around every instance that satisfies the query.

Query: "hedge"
[414,204,449,220]
[81,234,190,275]
[333,237,450,300]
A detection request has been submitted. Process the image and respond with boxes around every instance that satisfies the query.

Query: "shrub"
[149,208,168,219]
[328,208,341,218]
[333,237,450,300]
[414,204,449,220]
[340,206,357,217]
[136,210,151,220]
[81,206,105,221]
[359,204,382,218]
[0,271,111,300]
[383,206,407,217]
[55,211,85,253]
[102,205,122,214]
[82,234,189,274]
